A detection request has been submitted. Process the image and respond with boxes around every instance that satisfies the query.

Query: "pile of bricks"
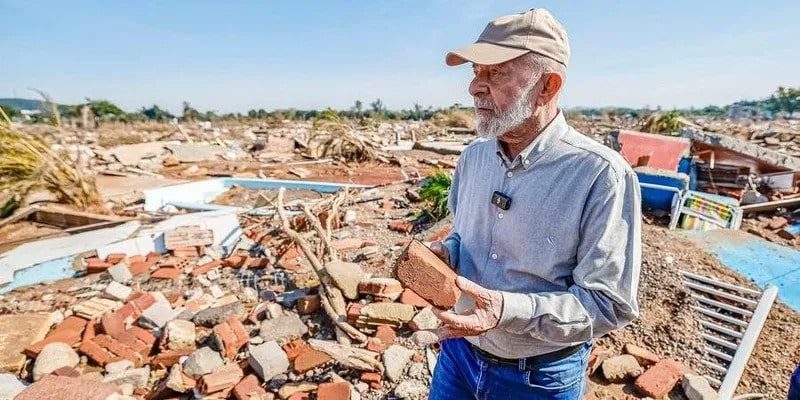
[6,223,454,400]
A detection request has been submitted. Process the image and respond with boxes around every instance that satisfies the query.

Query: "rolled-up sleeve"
[496,166,641,344]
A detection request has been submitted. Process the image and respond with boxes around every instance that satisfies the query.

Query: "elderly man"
[421,8,642,400]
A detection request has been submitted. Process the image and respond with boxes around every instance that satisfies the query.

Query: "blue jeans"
[430,338,591,400]
[790,364,800,400]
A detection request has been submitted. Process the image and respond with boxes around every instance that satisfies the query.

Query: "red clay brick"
[388,220,414,233]
[151,267,182,280]
[128,260,153,276]
[223,255,245,268]
[151,348,193,368]
[282,339,310,362]
[634,359,686,398]
[293,349,332,373]
[82,320,98,342]
[51,366,81,377]
[296,295,321,315]
[213,318,249,359]
[128,254,146,264]
[146,251,161,262]
[233,374,269,400]
[130,292,156,312]
[15,375,119,400]
[358,278,403,299]
[247,257,270,269]
[100,312,126,338]
[360,372,381,384]
[172,246,199,259]
[365,338,386,354]
[192,259,223,276]
[25,316,88,357]
[200,363,244,394]
[346,303,363,325]
[399,288,432,308]
[317,382,351,400]
[395,240,461,309]
[79,339,114,365]
[86,258,113,273]
[374,325,396,345]
[105,253,127,264]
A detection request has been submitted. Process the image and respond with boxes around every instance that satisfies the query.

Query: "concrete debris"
[325,261,365,300]
[102,366,151,388]
[602,355,644,383]
[32,342,79,381]
[259,313,309,343]
[682,373,719,400]
[104,281,133,302]
[166,319,197,351]
[0,373,26,400]
[248,341,290,382]
[183,347,224,378]
[383,345,415,383]
[409,306,441,331]
[394,380,428,399]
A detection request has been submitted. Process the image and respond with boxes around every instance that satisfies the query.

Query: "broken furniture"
[670,191,743,230]
[681,270,777,399]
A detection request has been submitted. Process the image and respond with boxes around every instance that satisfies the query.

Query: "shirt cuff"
[442,234,460,269]
[497,291,534,334]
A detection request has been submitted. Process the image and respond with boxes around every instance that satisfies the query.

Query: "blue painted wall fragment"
[679,229,800,312]
[1,256,76,294]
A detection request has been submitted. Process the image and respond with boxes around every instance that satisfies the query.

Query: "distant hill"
[0,98,45,111]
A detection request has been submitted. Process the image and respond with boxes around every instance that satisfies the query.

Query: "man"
[791,364,800,399]
[419,8,642,400]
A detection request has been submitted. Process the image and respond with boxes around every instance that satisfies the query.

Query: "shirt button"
[524,159,530,165]
[498,212,504,219]
[491,253,498,260]
[506,171,513,178]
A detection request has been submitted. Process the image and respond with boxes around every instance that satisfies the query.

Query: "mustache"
[474,98,495,109]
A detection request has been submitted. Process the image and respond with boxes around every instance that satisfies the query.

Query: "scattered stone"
[165,364,192,393]
[248,341,290,381]
[140,301,180,328]
[32,342,79,381]
[325,261,365,300]
[183,347,224,378]
[266,303,285,319]
[259,314,309,343]
[233,374,271,400]
[682,373,719,400]
[102,366,151,388]
[109,263,133,283]
[0,313,54,372]
[278,382,318,399]
[0,373,26,399]
[394,380,428,399]
[166,319,196,351]
[105,360,134,374]
[193,301,245,327]
[395,240,461,309]
[359,303,415,326]
[601,355,643,383]
[358,277,403,301]
[624,343,660,366]
[409,307,441,331]
[104,282,133,301]
[383,345,415,382]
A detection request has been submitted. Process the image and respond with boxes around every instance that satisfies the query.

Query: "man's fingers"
[433,308,481,330]
[456,276,488,298]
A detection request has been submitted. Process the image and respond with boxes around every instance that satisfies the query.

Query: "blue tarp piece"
[680,229,800,312]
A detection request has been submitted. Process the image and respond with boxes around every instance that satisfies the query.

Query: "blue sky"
[2,1,799,113]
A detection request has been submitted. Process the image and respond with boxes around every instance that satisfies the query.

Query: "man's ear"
[536,73,563,106]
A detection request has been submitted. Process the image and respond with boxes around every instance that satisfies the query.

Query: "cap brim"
[445,42,530,66]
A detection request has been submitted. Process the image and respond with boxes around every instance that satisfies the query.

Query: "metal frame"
[680,270,778,399]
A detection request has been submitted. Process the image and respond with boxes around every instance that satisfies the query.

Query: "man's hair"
[519,52,567,84]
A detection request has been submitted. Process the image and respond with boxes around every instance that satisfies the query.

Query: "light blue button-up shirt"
[444,111,641,358]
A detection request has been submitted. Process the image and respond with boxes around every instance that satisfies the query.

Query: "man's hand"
[412,276,503,346]
[429,241,450,267]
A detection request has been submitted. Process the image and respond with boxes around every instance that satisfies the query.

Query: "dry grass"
[432,109,475,130]
[0,109,102,209]
[308,109,380,162]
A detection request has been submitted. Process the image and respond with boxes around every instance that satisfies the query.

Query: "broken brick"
[365,338,386,354]
[213,318,249,359]
[106,253,127,265]
[374,325,396,346]
[233,374,270,400]
[128,260,153,276]
[223,255,246,268]
[151,348,194,368]
[395,240,461,309]
[192,259,223,276]
[358,277,403,300]
[200,363,244,395]
[317,381,351,400]
[296,295,321,315]
[293,349,332,373]
[172,246,200,259]
[79,329,154,367]
[399,288,432,308]
[86,258,113,273]
[24,316,88,357]
[388,220,414,233]
[634,359,686,398]
[282,339,310,362]
[151,267,182,280]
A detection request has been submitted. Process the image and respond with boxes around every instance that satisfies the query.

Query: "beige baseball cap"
[446,8,570,67]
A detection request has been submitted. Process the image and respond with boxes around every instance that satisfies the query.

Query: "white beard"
[475,83,536,138]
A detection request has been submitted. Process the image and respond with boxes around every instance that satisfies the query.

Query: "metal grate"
[681,270,778,399]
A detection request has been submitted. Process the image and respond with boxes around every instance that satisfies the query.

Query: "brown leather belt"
[469,342,585,368]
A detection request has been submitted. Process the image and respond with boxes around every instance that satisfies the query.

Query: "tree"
[85,99,125,118]
[352,100,363,118]
[774,86,800,116]
[182,101,200,122]
[140,105,174,121]
[369,98,385,119]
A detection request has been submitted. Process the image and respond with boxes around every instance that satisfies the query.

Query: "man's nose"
[469,78,488,97]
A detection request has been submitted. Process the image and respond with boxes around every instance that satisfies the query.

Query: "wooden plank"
[163,225,213,250]
[740,197,800,212]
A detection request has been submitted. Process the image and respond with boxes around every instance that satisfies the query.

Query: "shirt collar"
[495,110,568,169]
